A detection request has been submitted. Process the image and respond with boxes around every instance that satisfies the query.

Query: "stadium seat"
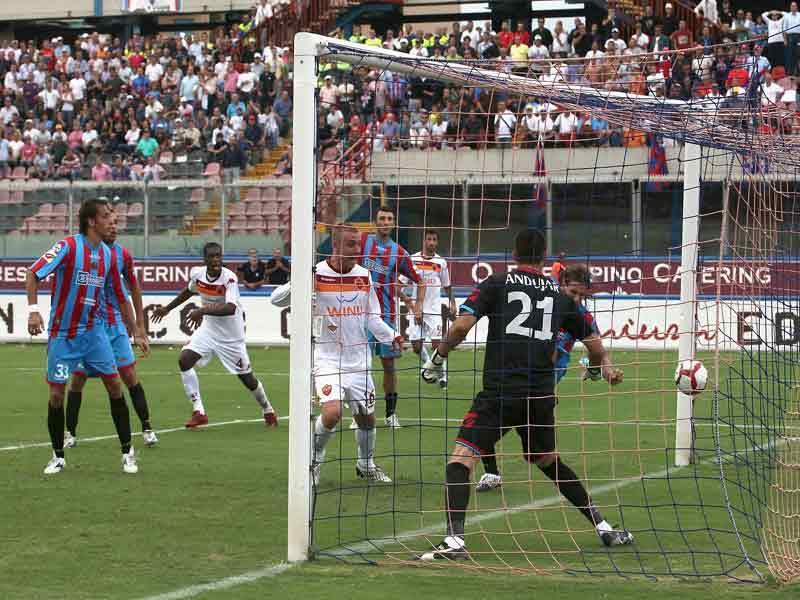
[246,216,265,231]
[277,186,292,203]
[245,202,262,216]
[262,201,279,215]
[229,217,248,234]
[188,188,205,204]
[159,152,174,164]
[203,162,221,178]
[10,166,27,180]
[0,188,10,204]
[228,202,245,216]
[38,203,54,215]
[128,202,144,217]
[52,203,67,216]
[244,188,262,203]
[261,187,277,203]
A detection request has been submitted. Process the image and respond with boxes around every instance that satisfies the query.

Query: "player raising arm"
[151,242,278,428]
[417,230,630,561]
[271,223,403,484]
[27,198,147,475]
[65,207,157,449]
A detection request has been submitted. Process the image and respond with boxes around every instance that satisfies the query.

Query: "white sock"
[420,345,431,364]
[441,358,448,380]
[596,520,613,533]
[251,381,274,414]
[180,369,205,414]
[313,416,336,464]
[356,426,376,471]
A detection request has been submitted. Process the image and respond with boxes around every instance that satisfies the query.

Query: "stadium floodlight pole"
[287,31,318,563]
[675,142,702,467]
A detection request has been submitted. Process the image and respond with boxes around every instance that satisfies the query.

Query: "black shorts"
[455,390,556,462]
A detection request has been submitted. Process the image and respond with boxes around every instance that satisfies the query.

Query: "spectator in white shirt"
[554,110,580,142]
[585,41,606,61]
[630,23,650,55]
[528,35,550,75]
[4,63,19,94]
[784,2,800,75]
[409,120,430,149]
[694,0,719,26]
[319,75,339,107]
[606,28,627,55]
[493,101,517,146]
[760,71,785,108]
[145,55,164,83]
[69,75,86,104]
[763,10,787,69]
[0,97,19,125]
[551,21,569,57]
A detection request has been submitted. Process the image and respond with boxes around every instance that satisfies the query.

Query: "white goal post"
[285,32,704,562]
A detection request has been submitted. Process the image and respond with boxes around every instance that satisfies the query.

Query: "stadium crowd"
[0,0,798,180]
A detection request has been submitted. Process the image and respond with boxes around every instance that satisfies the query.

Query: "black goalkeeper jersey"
[460,266,593,396]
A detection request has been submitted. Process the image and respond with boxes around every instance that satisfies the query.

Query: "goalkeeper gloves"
[580,357,602,382]
[421,350,445,384]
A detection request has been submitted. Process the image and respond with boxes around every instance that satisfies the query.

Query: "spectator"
[606,28,627,55]
[568,20,591,57]
[695,0,719,26]
[551,21,569,58]
[531,18,552,49]
[671,20,694,51]
[111,155,133,181]
[663,3,679,36]
[58,147,82,180]
[30,143,53,179]
[497,21,514,49]
[142,155,165,182]
[0,131,9,177]
[91,155,112,181]
[761,71,785,107]
[136,128,159,158]
[238,248,268,289]
[763,11,787,69]
[641,5,661,36]
[493,101,516,146]
[265,247,290,284]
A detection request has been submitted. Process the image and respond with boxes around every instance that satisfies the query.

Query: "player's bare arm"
[445,285,457,320]
[151,287,194,323]
[127,266,147,337]
[120,300,150,357]
[25,268,44,336]
[414,278,427,322]
[582,336,623,385]
[188,301,236,328]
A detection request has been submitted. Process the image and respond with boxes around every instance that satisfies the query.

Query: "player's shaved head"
[203,242,223,276]
[514,229,546,266]
[330,222,360,272]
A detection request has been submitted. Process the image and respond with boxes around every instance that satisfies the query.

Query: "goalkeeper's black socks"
[481,453,499,475]
[385,393,398,418]
[108,395,132,454]
[538,457,604,526]
[48,403,65,458]
[128,383,152,431]
[65,390,82,436]
[445,462,471,538]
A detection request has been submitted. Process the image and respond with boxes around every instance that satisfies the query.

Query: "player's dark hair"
[79,198,109,235]
[376,205,395,217]
[203,242,222,257]
[424,229,439,239]
[561,264,592,288]
[514,229,546,265]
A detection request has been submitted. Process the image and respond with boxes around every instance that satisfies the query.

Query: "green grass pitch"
[0,344,795,599]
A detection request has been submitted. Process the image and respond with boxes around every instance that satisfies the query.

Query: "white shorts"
[184,328,251,375]
[407,314,442,342]
[313,367,376,416]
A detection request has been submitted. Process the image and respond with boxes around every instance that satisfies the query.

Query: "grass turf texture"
[0,344,793,599]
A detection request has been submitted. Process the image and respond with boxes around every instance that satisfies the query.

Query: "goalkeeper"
[477,263,613,492]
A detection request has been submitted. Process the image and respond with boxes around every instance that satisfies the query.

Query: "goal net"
[287,32,800,583]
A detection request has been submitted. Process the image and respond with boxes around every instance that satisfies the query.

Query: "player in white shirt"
[401,230,456,387]
[270,224,401,485]
[152,242,278,429]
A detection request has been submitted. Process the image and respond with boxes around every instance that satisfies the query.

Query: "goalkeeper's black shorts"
[455,390,556,462]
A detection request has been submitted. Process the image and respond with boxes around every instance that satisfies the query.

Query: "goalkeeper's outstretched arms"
[421,313,477,384]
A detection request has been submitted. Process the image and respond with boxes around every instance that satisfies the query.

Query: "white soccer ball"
[270,282,292,307]
[674,360,708,396]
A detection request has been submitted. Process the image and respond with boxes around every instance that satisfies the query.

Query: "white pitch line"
[130,436,780,600]
[0,417,286,452]
[136,563,293,600]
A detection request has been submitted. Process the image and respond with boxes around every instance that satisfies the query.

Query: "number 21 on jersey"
[505,291,553,340]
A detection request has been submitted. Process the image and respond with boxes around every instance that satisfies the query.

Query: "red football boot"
[185,410,209,429]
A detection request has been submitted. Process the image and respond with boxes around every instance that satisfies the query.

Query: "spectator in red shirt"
[671,20,694,50]
[513,22,531,46]
[498,21,514,49]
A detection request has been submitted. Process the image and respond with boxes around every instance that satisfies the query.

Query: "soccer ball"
[674,360,708,396]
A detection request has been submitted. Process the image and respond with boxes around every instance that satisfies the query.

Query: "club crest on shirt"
[322,384,332,396]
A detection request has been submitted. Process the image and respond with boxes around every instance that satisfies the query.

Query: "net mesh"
[303,37,800,583]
